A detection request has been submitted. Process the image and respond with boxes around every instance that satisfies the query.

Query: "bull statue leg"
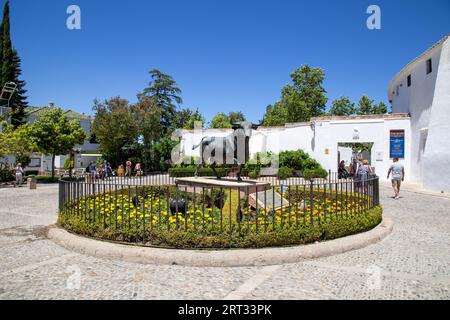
[234,158,243,182]
[211,161,221,180]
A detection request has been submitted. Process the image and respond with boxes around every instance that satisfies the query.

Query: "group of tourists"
[86,159,143,179]
[338,157,405,200]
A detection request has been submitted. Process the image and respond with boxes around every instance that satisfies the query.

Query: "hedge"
[58,206,382,249]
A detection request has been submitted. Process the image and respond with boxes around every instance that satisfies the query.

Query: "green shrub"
[303,168,328,180]
[36,176,60,183]
[25,170,39,176]
[248,170,260,179]
[277,166,293,179]
[0,169,14,182]
[278,150,323,172]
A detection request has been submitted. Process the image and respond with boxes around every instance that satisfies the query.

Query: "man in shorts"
[387,157,405,199]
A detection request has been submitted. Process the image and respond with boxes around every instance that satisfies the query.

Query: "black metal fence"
[58,172,380,246]
[62,170,358,187]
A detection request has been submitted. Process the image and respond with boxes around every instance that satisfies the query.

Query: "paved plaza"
[0,182,449,300]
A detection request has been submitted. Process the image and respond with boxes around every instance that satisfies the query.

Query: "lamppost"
[0,82,17,120]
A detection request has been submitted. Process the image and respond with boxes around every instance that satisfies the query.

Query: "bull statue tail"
[192,137,207,150]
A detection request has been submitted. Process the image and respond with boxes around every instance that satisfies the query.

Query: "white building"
[179,114,411,181]
[180,35,450,192]
[388,34,450,192]
[1,104,101,174]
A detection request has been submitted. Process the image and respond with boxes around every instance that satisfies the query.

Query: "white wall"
[422,38,450,192]
[389,37,445,183]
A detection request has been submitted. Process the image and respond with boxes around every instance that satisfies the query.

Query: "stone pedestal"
[27,176,37,190]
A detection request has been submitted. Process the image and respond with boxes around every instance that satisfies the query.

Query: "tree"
[329,96,356,116]
[228,111,246,124]
[262,103,287,126]
[174,107,193,129]
[0,1,27,127]
[372,101,388,114]
[31,108,86,178]
[357,95,374,115]
[183,109,205,129]
[142,69,182,133]
[91,97,138,167]
[281,65,327,122]
[209,112,231,128]
[0,121,35,166]
[133,95,163,170]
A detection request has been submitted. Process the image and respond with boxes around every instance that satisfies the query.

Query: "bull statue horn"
[252,122,263,129]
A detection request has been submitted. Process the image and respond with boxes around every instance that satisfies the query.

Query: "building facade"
[388,34,450,192]
[179,114,411,182]
[1,105,100,173]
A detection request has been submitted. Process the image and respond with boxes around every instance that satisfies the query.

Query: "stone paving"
[0,182,449,300]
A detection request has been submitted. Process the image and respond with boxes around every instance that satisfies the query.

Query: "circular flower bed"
[58,181,382,249]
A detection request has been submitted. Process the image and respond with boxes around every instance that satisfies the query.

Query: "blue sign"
[390,130,405,159]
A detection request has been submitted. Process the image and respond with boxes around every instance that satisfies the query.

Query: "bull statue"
[192,121,262,181]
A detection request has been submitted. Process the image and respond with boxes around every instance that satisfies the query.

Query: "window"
[396,85,399,96]
[407,75,411,87]
[426,59,432,74]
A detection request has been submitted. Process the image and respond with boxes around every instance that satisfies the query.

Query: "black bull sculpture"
[192,121,262,181]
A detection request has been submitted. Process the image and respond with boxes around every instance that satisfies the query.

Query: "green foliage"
[209,112,232,128]
[277,166,293,179]
[35,176,60,183]
[303,168,328,181]
[0,1,27,127]
[59,201,382,249]
[31,108,86,177]
[263,65,328,125]
[262,103,287,126]
[372,102,388,114]
[142,69,182,133]
[228,111,246,124]
[182,108,205,129]
[209,111,248,129]
[278,150,322,171]
[248,169,260,179]
[0,122,35,165]
[0,168,13,182]
[357,95,374,115]
[91,97,139,166]
[329,96,356,116]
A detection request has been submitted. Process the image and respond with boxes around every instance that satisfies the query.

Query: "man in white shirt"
[387,157,405,199]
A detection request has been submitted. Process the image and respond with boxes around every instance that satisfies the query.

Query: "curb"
[46,218,393,267]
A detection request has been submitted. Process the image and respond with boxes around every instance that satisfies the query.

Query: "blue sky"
[6,0,450,122]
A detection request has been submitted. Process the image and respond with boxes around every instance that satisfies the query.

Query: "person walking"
[358,160,373,193]
[14,163,24,187]
[125,159,132,178]
[134,162,142,177]
[338,160,349,179]
[387,157,405,199]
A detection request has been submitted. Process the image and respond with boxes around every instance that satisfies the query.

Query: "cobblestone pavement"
[0,183,449,300]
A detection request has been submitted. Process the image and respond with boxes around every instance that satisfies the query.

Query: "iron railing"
[58,172,380,246]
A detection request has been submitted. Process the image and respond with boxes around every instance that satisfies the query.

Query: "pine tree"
[0,0,27,126]
[10,49,27,126]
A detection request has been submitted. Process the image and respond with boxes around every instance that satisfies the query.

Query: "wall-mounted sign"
[390,130,405,159]
[376,151,383,161]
